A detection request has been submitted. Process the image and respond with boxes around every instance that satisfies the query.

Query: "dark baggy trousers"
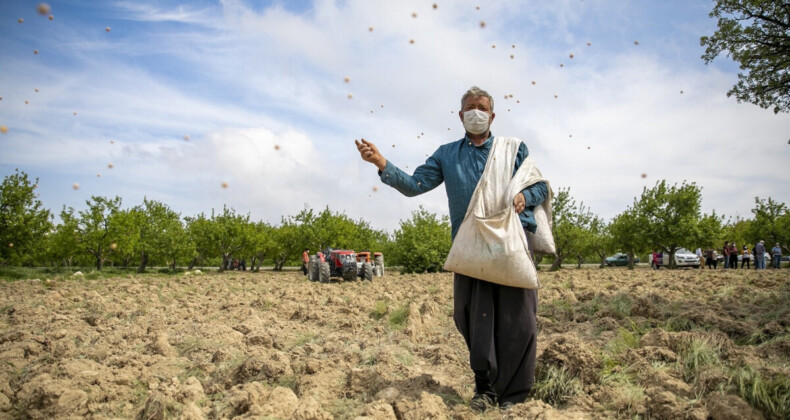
[452,231,538,405]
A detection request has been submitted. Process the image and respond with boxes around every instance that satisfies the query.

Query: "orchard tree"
[750,196,790,252]
[549,188,595,270]
[72,196,122,271]
[211,206,252,272]
[136,198,189,272]
[185,214,212,269]
[0,170,52,266]
[390,206,451,273]
[609,207,645,270]
[696,211,725,250]
[271,220,301,271]
[701,0,790,113]
[109,208,143,269]
[588,216,613,268]
[247,221,276,271]
[636,180,702,269]
[46,207,80,268]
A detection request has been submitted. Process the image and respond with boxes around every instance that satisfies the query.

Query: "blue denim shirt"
[379,134,548,239]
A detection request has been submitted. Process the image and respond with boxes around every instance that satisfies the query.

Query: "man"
[355,86,548,412]
[771,243,783,269]
[722,241,730,269]
[755,240,766,269]
[302,249,310,275]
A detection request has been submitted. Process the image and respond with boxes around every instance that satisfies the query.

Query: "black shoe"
[500,401,516,410]
[470,393,496,413]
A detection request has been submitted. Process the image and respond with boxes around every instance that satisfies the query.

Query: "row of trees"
[1,169,788,272]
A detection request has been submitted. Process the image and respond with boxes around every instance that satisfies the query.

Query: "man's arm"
[355,138,443,196]
[512,142,549,212]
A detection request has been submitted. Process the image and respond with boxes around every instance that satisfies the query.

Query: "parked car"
[649,248,700,268]
[605,253,640,266]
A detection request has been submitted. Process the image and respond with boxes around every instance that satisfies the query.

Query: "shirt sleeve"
[513,142,549,208]
[379,154,444,197]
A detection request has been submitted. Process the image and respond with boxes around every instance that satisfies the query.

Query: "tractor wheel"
[308,257,318,282]
[343,269,356,282]
[319,262,330,284]
[374,255,384,276]
[362,262,373,281]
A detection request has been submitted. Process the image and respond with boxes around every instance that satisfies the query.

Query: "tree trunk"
[627,251,635,270]
[188,257,197,270]
[599,254,606,268]
[550,255,563,271]
[668,250,677,269]
[274,256,286,271]
[170,259,176,271]
[576,256,583,269]
[96,254,103,271]
[137,252,148,273]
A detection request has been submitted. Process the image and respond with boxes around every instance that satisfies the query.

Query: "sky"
[1,0,789,232]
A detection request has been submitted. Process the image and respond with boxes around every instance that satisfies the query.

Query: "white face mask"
[463,109,490,135]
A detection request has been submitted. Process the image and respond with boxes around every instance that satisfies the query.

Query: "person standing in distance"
[355,86,549,412]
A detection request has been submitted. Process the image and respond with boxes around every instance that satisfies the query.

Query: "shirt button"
[468,142,472,145]
[482,313,487,317]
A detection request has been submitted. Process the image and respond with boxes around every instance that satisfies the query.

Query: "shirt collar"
[464,132,494,148]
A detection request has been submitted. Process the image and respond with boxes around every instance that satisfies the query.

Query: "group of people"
[226,258,246,271]
[702,240,784,270]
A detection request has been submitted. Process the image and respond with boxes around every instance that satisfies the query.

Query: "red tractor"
[307,249,374,283]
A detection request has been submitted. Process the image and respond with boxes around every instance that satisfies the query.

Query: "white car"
[649,248,701,268]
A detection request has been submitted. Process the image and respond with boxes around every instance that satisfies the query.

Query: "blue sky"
[1,0,788,231]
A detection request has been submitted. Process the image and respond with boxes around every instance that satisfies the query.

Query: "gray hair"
[461,86,494,112]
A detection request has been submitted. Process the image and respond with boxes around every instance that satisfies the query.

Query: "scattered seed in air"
[409,39,415,44]
[274,144,280,150]
[554,94,558,98]
[0,126,8,134]
[344,76,350,83]
[516,100,520,103]
[531,81,536,85]
[560,63,564,67]
[569,134,572,138]
[480,21,486,28]
[510,54,514,59]
[221,181,228,189]
[476,6,480,10]
[372,186,378,192]
[34,88,39,92]
[433,3,438,9]
[72,183,79,190]
[25,100,29,105]
[8,243,13,248]
[569,53,574,59]
[18,18,24,23]
[680,90,684,94]
[412,12,417,18]
[641,173,647,178]
[37,3,51,15]
[183,135,190,141]
[110,243,117,250]
[634,40,639,45]
[107,163,113,169]
[347,93,353,99]
[392,144,395,147]
[106,27,111,32]
[34,50,39,55]
[491,44,496,48]
[587,42,591,46]
[512,44,516,48]
[96,173,101,177]
[48,15,53,20]
[110,140,115,144]
[369,27,374,32]
[587,146,591,149]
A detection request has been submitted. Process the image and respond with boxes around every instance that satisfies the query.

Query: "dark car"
[605,253,640,266]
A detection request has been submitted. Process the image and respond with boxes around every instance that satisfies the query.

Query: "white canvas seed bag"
[443,137,555,289]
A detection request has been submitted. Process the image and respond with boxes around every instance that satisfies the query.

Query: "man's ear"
[489,112,496,124]
[458,110,464,122]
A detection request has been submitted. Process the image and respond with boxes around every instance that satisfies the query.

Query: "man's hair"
[461,86,494,111]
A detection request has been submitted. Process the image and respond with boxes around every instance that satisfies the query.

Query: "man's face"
[459,95,495,125]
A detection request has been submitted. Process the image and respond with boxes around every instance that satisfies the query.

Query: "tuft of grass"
[369,300,388,320]
[388,302,410,329]
[728,366,790,419]
[608,293,633,319]
[665,316,698,332]
[532,364,583,407]
[676,337,721,383]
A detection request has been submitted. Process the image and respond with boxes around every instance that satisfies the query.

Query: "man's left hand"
[513,193,526,213]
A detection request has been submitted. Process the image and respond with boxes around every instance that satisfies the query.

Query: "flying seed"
[641,173,647,178]
[409,39,415,44]
[569,53,574,59]
[221,181,228,189]
[476,6,480,10]
[344,76,350,83]
[634,40,639,45]
[18,18,24,23]
[587,42,591,46]
[25,100,29,105]
[110,243,117,250]
[369,27,374,32]
[37,3,51,15]
[433,3,438,9]
[512,44,516,48]
[480,21,486,28]
[97,173,101,177]
[106,27,111,32]
[560,63,564,67]
[72,183,79,190]
[347,93,353,99]
[73,111,76,115]
[372,186,378,192]
[274,144,280,150]
[516,100,520,103]
[48,15,53,20]
[8,243,12,248]
[531,81,536,85]
[34,88,39,92]
[110,140,114,144]
[680,90,684,94]
[554,94,558,98]
[491,44,496,48]
[510,54,514,59]
[34,50,38,54]
[107,163,113,168]
[183,135,190,141]
[0,126,8,134]
[412,12,417,18]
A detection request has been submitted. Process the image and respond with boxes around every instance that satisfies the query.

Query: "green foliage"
[749,196,790,253]
[137,198,190,271]
[389,206,451,273]
[73,196,123,271]
[676,337,721,383]
[636,180,703,269]
[533,364,583,407]
[369,300,388,320]
[0,170,52,266]
[388,302,411,329]
[728,365,790,419]
[609,207,644,269]
[550,188,600,270]
[700,0,790,113]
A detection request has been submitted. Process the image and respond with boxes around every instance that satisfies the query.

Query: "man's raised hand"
[355,138,387,171]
